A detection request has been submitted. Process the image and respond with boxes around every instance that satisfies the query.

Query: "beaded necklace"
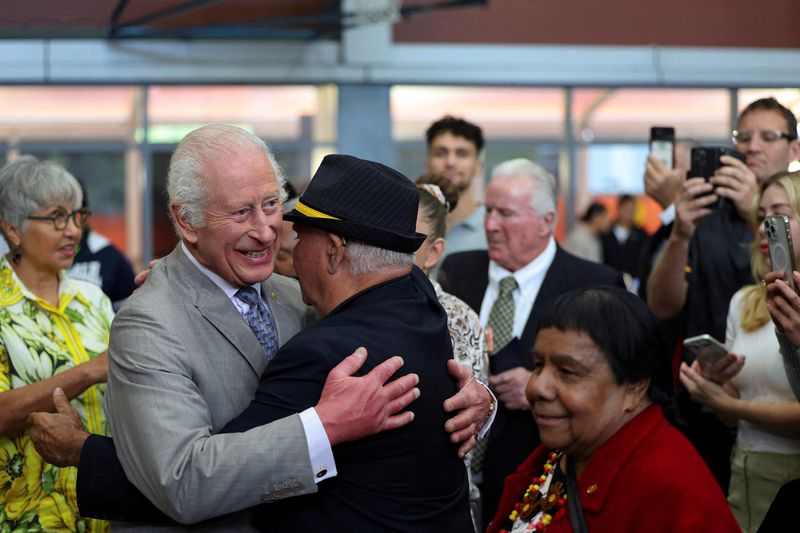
[500,450,567,532]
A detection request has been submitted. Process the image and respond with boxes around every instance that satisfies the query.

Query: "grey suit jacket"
[106,245,316,532]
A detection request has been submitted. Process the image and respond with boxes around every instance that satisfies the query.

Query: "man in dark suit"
[601,193,649,283]
[439,157,624,527]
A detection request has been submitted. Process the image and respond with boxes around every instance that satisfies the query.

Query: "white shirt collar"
[488,236,557,294]
[180,241,263,302]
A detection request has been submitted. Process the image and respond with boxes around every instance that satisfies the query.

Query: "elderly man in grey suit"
[29,124,491,531]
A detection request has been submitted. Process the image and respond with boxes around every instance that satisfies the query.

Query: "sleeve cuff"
[659,204,676,226]
[476,381,497,439]
[299,408,337,483]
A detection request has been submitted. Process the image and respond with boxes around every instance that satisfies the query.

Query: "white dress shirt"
[479,237,557,338]
[181,242,336,482]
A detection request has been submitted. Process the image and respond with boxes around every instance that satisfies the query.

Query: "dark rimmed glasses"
[731,129,797,145]
[27,208,91,230]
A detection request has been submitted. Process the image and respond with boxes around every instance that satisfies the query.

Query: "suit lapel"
[167,246,267,377]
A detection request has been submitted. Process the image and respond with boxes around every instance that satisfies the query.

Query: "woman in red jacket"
[487,286,739,533]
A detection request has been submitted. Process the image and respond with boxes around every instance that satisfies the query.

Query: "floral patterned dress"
[431,278,489,529]
[431,279,488,385]
[0,257,113,533]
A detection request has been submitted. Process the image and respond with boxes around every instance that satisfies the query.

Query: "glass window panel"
[0,86,137,142]
[392,86,565,141]
[147,85,322,141]
[572,88,731,142]
[579,144,648,195]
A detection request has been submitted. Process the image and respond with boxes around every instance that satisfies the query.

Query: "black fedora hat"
[284,154,427,253]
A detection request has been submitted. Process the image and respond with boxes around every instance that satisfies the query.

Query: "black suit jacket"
[76,268,471,532]
[439,246,625,525]
[224,267,470,532]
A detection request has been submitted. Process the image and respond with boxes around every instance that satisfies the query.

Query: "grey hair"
[167,124,287,233]
[491,158,557,215]
[346,240,413,275]
[0,155,83,231]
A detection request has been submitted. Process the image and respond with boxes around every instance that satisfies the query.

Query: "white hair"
[491,158,557,215]
[167,124,287,234]
[0,155,83,231]
[346,240,413,275]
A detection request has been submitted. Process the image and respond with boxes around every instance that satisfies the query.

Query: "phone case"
[649,127,675,169]
[765,215,797,292]
[682,334,727,366]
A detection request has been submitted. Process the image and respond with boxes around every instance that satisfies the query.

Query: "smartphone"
[683,334,728,367]
[649,127,675,169]
[765,215,798,292]
[688,147,747,208]
[688,146,746,180]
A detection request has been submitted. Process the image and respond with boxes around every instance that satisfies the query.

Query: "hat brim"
[284,209,427,253]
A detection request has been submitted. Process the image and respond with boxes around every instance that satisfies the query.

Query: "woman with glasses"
[0,156,112,533]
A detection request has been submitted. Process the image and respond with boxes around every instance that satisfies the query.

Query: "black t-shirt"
[685,204,754,344]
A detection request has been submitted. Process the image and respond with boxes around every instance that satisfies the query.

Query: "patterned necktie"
[235,286,278,360]
[487,276,518,354]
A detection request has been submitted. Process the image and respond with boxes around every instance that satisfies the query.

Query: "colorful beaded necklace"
[499,450,567,532]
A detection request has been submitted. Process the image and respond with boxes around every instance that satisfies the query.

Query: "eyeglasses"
[27,208,91,230]
[731,129,797,145]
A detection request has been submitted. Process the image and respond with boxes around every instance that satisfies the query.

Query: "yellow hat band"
[294,200,340,220]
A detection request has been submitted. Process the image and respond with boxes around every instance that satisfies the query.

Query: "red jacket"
[487,404,739,533]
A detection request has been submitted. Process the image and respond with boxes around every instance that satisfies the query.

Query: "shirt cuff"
[299,408,337,483]
[659,203,676,226]
[476,381,497,439]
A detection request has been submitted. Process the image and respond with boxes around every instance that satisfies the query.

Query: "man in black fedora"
[223,154,473,531]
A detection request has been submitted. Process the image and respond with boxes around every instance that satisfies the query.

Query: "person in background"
[439,157,624,527]
[424,116,487,274]
[487,287,739,533]
[562,202,610,263]
[0,156,113,533]
[681,171,800,532]
[416,172,490,531]
[68,180,136,311]
[601,193,649,287]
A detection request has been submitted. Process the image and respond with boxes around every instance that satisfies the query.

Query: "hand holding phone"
[765,215,798,293]
[683,334,728,368]
[688,147,746,209]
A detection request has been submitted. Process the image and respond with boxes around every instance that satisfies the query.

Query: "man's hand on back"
[315,347,419,446]
[443,360,493,458]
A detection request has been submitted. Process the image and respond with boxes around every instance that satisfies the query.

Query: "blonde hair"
[740,171,800,331]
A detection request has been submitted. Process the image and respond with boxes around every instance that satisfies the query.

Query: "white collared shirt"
[479,237,557,339]
[181,242,336,482]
